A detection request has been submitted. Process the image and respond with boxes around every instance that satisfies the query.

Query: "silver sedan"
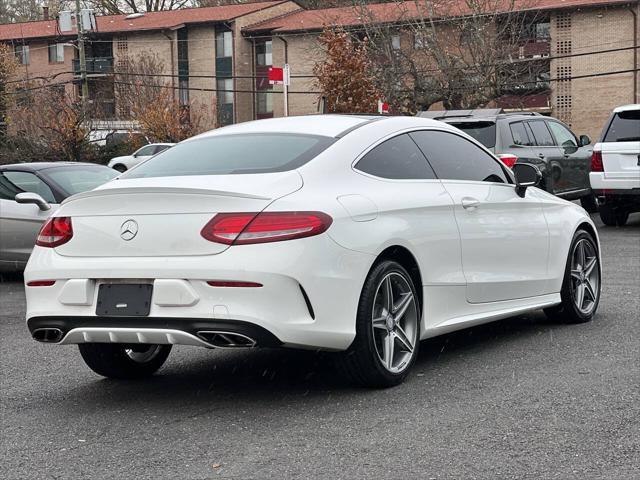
[0,162,117,271]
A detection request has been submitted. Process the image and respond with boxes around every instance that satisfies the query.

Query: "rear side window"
[0,171,55,203]
[527,121,555,146]
[410,130,509,184]
[124,134,335,178]
[355,134,436,179]
[448,121,496,148]
[603,110,640,142]
[509,122,533,146]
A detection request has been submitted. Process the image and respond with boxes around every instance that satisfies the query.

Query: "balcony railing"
[72,57,114,76]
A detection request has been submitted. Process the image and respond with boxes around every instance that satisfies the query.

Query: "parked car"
[419,109,597,212]
[590,104,640,226]
[0,163,118,271]
[107,143,175,172]
[24,115,600,387]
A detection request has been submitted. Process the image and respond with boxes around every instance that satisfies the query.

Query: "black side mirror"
[513,163,542,198]
[579,135,591,147]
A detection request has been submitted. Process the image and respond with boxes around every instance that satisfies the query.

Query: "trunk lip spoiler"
[62,187,271,205]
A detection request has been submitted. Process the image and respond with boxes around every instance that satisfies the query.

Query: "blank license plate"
[96,284,153,317]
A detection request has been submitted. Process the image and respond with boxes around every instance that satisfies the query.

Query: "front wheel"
[78,344,172,379]
[336,260,420,388]
[544,230,601,324]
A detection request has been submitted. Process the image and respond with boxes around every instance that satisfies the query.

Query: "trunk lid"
[55,172,302,257]
[600,141,640,180]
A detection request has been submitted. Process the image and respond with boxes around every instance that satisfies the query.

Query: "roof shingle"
[243,0,635,34]
[0,1,285,42]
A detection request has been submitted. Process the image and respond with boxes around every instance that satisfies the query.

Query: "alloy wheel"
[371,272,419,374]
[570,238,600,315]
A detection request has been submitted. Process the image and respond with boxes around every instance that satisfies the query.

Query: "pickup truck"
[590,104,640,226]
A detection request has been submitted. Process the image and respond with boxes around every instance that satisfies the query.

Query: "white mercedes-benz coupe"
[24,115,601,387]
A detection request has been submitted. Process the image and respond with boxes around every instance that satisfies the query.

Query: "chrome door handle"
[462,197,480,210]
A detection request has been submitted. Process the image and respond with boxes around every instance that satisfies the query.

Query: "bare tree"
[82,0,193,14]
[354,0,548,113]
[115,51,207,142]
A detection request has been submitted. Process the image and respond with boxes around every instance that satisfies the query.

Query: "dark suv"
[418,109,597,212]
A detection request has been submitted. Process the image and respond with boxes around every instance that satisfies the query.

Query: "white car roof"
[190,114,456,140]
[613,104,640,113]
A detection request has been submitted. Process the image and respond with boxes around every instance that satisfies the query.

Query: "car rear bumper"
[24,235,375,351]
[589,172,640,193]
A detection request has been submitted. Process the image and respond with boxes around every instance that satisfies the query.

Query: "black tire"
[336,260,420,388]
[544,230,601,324]
[113,164,127,173]
[599,204,628,226]
[579,194,598,214]
[78,344,172,379]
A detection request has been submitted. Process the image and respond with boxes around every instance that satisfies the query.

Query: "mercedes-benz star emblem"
[120,220,138,241]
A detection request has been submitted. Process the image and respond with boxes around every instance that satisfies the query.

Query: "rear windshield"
[448,121,497,148]
[45,166,118,197]
[603,110,640,142]
[123,133,336,178]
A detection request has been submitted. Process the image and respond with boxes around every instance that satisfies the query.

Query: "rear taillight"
[26,280,56,287]
[497,154,518,168]
[206,281,263,288]
[591,150,604,172]
[201,211,332,245]
[36,217,73,248]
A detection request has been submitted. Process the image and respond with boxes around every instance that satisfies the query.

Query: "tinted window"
[1,171,55,202]
[448,121,496,148]
[135,145,156,156]
[153,145,171,155]
[547,121,577,148]
[43,166,117,198]
[355,134,436,179]
[603,110,640,142]
[410,130,509,183]
[509,121,533,146]
[124,134,335,178]
[527,121,555,146]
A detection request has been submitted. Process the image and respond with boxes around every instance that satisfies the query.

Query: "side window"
[355,134,436,180]
[1,171,55,203]
[153,145,170,155]
[410,130,509,184]
[509,121,533,146]
[547,121,578,148]
[527,121,555,146]
[136,145,156,156]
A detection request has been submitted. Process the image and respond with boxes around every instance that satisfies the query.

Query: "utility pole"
[75,0,88,115]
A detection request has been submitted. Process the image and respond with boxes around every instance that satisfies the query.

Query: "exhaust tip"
[32,328,64,343]
[197,331,257,348]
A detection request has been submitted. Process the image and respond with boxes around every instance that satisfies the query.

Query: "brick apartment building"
[1,0,638,141]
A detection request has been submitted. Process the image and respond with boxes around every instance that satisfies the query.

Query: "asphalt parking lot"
[1,214,639,480]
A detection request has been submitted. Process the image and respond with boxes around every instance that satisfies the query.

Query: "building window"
[257,92,273,115]
[48,43,64,63]
[217,78,234,126]
[255,40,272,67]
[177,28,189,107]
[15,45,29,65]
[216,30,233,58]
[391,34,401,50]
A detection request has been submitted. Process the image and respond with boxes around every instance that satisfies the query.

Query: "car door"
[503,120,546,171]
[0,171,57,266]
[410,129,550,303]
[546,120,592,194]
[526,120,566,194]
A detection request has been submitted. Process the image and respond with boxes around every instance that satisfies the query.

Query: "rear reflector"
[497,154,518,168]
[591,150,604,172]
[201,211,332,245]
[36,217,73,248]
[206,281,263,288]
[27,280,56,287]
